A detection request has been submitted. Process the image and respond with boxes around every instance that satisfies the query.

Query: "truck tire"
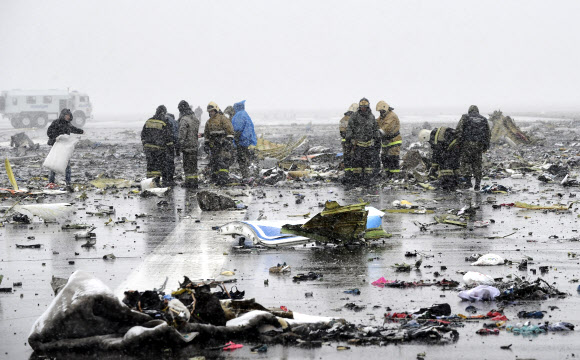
[72,112,86,128]
[11,117,22,128]
[20,116,33,128]
[35,114,49,128]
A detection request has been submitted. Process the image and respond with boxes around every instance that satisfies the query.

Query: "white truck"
[0,89,92,128]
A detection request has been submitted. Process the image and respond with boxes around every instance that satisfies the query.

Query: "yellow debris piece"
[514,202,572,211]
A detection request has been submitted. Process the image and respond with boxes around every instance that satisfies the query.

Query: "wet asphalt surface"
[1,119,580,359]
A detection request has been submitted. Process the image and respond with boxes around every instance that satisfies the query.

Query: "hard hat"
[376,100,390,112]
[418,129,431,143]
[348,103,359,113]
[359,98,370,108]
[207,101,220,112]
[163,294,174,301]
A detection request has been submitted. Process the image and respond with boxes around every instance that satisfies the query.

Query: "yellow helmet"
[207,101,220,112]
[376,100,390,112]
[348,103,359,113]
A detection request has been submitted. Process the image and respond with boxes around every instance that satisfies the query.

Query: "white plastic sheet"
[43,135,79,175]
[471,253,504,266]
[463,271,495,286]
[140,178,155,191]
[458,285,500,301]
[14,203,74,222]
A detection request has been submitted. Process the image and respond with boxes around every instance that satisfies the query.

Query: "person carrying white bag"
[44,108,84,191]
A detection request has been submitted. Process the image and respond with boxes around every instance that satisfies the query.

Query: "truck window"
[79,96,87,102]
[43,96,52,104]
[26,96,37,104]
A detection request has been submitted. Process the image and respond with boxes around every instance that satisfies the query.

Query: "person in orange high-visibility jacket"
[376,100,402,178]
[203,102,235,185]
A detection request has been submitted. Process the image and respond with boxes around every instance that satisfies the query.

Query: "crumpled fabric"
[471,253,504,266]
[232,100,257,148]
[463,271,495,286]
[371,277,393,286]
[458,285,500,301]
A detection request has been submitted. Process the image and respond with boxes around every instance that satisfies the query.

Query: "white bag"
[43,135,79,175]
[458,285,500,301]
[463,271,495,286]
[140,178,156,191]
[471,253,504,266]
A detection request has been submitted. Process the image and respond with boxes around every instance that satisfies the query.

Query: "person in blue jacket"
[231,100,257,179]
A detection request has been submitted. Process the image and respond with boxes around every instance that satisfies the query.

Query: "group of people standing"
[340,99,490,191]
[44,99,488,192]
[340,98,402,187]
[140,100,257,188]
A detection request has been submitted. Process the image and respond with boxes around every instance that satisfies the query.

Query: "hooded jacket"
[231,100,257,148]
[455,105,491,150]
[47,109,84,145]
[376,107,402,146]
[345,109,379,145]
[178,107,200,152]
[203,111,234,149]
[339,111,353,139]
[141,106,174,150]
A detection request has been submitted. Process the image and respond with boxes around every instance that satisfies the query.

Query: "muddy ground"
[1,115,580,359]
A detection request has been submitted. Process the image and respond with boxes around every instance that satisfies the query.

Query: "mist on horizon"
[1,0,579,116]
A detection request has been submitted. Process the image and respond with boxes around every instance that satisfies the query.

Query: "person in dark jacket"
[46,108,84,189]
[345,98,381,186]
[164,113,179,185]
[177,100,201,188]
[194,106,203,122]
[455,105,491,190]
[141,105,175,186]
[223,106,235,121]
[339,103,358,181]
[420,127,460,190]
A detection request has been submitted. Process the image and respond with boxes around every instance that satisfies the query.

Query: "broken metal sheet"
[141,188,170,197]
[42,189,68,195]
[219,220,311,247]
[417,183,435,190]
[364,228,392,239]
[514,202,572,210]
[13,203,74,222]
[90,178,134,189]
[490,110,532,145]
[254,135,307,160]
[434,214,467,227]
[220,205,386,247]
[282,202,370,243]
[0,188,30,196]
[384,209,434,214]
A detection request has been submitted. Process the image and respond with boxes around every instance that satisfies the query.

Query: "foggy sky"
[1,0,579,115]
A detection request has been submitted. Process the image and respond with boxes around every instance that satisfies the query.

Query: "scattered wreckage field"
[1,117,580,359]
